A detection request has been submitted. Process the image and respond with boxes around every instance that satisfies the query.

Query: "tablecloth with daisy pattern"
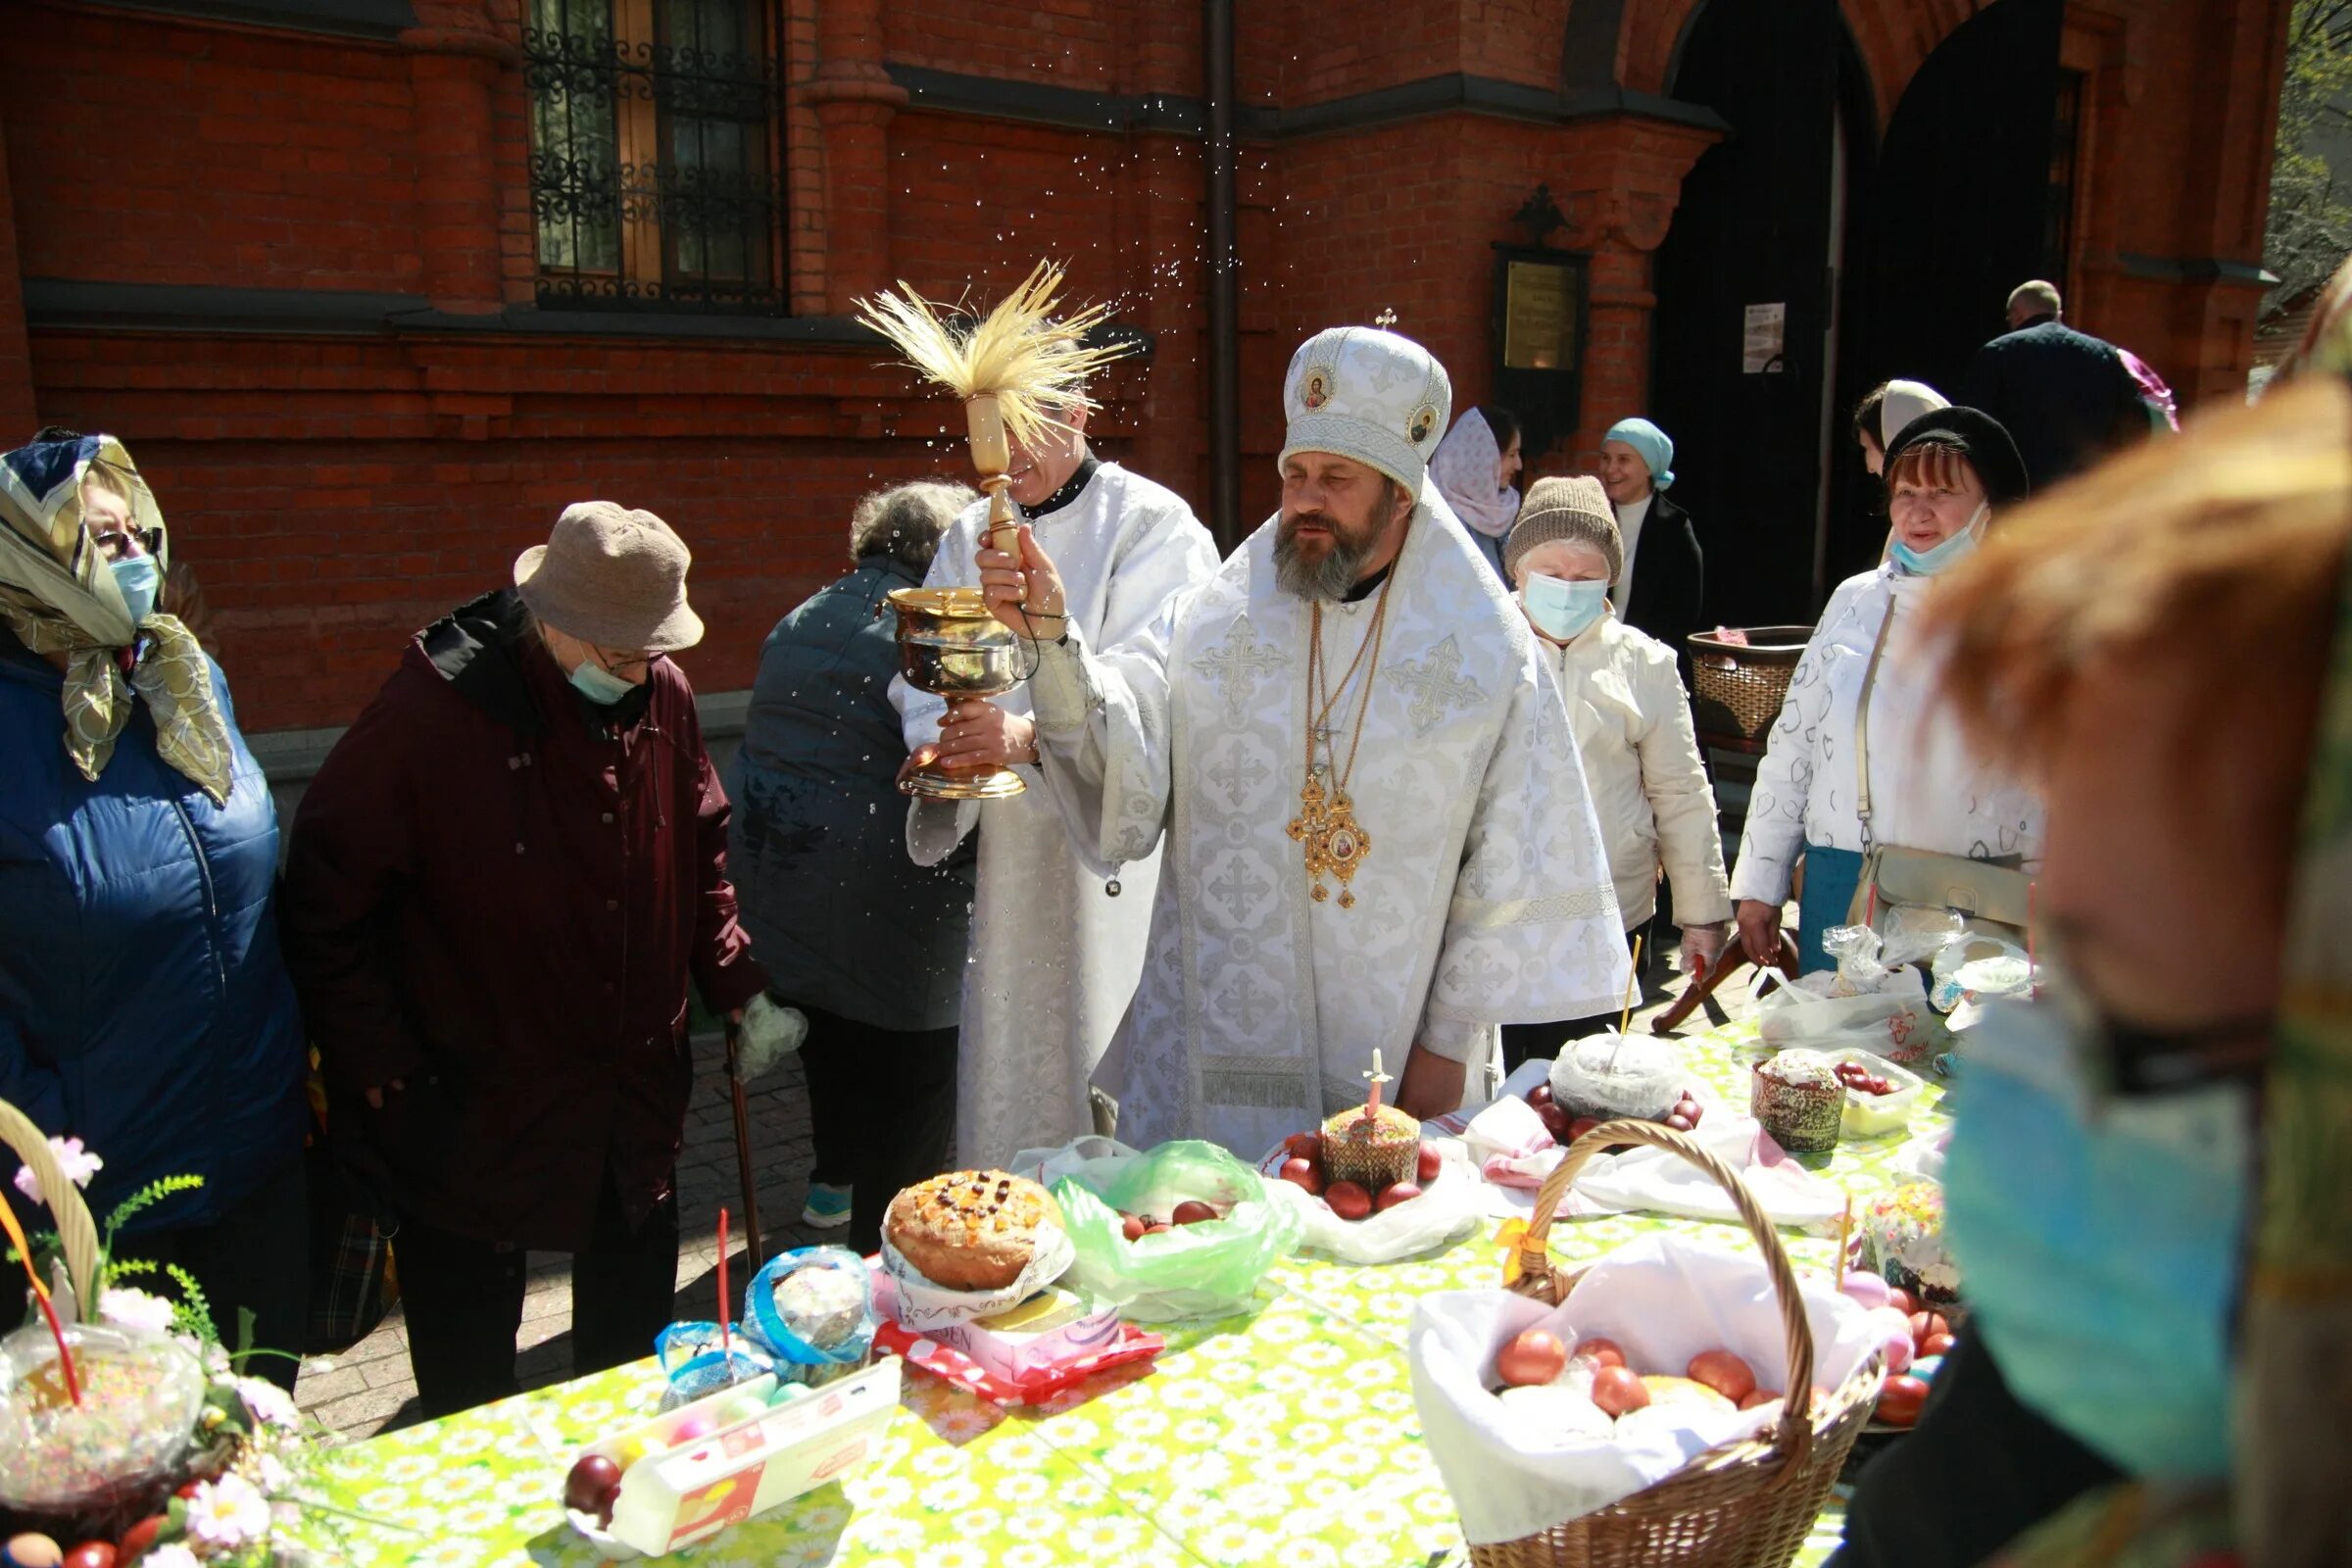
[305,1019,1948,1568]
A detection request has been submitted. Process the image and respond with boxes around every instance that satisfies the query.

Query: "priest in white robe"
[891,402,1217,1170]
[976,326,1631,1155]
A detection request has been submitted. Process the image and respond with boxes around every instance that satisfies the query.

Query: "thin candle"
[0,1197,78,1406]
[1835,1195,1853,1291]
[717,1206,732,1360]
[1617,935,1644,1034]
[1361,1049,1392,1118]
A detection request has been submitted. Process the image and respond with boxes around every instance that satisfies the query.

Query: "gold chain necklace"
[1286,569,1396,907]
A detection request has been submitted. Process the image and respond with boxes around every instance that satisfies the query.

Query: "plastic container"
[1832,1050,1926,1139]
[566,1360,900,1558]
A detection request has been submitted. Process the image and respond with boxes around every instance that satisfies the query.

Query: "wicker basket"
[1483,1119,1883,1568]
[1687,626,1815,742]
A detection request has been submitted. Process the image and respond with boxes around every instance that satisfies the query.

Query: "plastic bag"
[1877,907,1965,969]
[1262,1144,1484,1263]
[731,993,808,1082]
[1819,922,1890,995]
[1048,1139,1300,1322]
[1758,963,1941,1064]
[745,1247,876,1386]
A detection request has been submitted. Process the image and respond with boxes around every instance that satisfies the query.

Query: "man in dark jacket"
[730,480,976,1254]
[1959,280,2160,491]
[283,502,766,1418]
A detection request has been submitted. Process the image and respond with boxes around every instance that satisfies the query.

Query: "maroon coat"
[281,589,766,1250]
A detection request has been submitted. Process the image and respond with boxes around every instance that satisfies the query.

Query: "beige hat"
[1502,475,1620,583]
[514,501,704,653]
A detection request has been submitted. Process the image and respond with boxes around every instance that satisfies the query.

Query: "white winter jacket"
[1728,564,2043,906]
[1540,613,1733,931]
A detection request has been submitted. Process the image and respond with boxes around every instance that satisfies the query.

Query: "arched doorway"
[1647,0,2065,627]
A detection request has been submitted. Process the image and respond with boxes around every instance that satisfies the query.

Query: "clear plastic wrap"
[1547,1034,1685,1121]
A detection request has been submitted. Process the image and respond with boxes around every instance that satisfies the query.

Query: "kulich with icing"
[883,1169,1061,1292]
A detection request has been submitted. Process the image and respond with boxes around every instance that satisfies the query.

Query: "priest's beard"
[1275,485,1408,601]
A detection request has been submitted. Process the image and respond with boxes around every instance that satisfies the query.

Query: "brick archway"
[1618,0,1999,127]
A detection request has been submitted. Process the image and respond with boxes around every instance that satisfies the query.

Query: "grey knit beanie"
[1502,475,1620,583]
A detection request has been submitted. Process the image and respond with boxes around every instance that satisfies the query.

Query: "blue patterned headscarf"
[1602,417,1675,490]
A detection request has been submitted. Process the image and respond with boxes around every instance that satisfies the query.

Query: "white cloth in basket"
[1408,1233,1883,1544]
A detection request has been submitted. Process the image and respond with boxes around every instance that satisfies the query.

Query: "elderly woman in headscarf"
[1730,407,2045,974]
[0,433,308,1386]
[1831,353,2352,1568]
[1428,405,1522,580]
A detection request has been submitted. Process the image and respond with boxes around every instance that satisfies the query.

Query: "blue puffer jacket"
[0,631,307,1235]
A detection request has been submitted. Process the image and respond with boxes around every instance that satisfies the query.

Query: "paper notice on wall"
[1742,303,1786,374]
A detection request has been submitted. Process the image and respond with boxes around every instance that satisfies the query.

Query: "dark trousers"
[794,1001,958,1256]
[136,1152,309,1393]
[397,1170,679,1420]
[1500,917,1655,1076]
[1830,1332,2120,1568]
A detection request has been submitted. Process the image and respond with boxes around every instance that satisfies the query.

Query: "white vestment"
[1025,490,1632,1156]
[891,462,1217,1171]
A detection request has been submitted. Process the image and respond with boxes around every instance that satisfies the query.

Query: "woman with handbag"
[1730,407,2045,973]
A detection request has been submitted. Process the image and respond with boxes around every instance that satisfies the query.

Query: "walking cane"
[721,1019,765,1270]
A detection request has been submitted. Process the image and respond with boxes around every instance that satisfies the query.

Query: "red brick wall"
[3,13,424,294]
[0,0,2288,735]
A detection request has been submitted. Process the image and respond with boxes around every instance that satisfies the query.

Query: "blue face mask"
[110,555,161,626]
[1522,573,1608,642]
[1888,505,1987,576]
[1941,996,2250,1479]
[566,654,636,707]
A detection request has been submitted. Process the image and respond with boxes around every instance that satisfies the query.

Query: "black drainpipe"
[1203,0,1242,551]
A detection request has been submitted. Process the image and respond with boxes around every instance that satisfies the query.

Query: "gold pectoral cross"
[1288,775,1371,908]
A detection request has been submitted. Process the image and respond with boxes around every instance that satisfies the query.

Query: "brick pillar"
[403,27,522,315]
[0,112,37,434]
[1555,116,1721,461]
[804,0,906,313]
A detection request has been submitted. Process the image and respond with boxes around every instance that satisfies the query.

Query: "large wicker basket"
[1481,1119,1883,1568]
[1687,626,1814,742]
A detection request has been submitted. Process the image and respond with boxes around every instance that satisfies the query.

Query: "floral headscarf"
[0,435,232,803]
[1428,409,1519,540]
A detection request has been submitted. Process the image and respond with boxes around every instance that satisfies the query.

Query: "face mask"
[1941,996,2250,1479]
[566,653,636,707]
[110,555,161,625]
[1887,503,1988,576]
[1522,573,1608,641]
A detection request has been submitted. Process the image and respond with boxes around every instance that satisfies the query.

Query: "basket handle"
[1517,1119,1820,1480]
[0,1098,104,1314]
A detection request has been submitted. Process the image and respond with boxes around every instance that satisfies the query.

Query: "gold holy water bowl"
[889,585,1028,800]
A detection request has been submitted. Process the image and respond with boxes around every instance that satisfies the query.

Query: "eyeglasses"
[2034,928,2273,1098]
[590,647,660,680]
[86,524,157,564]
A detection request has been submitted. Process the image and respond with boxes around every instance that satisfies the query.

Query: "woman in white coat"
[1499,475,1733,1067]
[1731,408,2045,974]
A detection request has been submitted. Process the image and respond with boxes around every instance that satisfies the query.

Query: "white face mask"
[1521,573,1608,641]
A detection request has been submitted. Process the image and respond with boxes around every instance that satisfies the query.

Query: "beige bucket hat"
[514,501,704,653]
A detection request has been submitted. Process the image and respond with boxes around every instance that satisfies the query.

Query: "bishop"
[978,325,1631,1154]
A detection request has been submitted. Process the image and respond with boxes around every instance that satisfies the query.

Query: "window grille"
[523,0,784,311]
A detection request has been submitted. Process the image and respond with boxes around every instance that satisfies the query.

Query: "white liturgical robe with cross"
[1024,486,1632,1157]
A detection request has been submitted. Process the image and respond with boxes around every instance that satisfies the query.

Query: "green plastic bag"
[1049,1140,1301,1322]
